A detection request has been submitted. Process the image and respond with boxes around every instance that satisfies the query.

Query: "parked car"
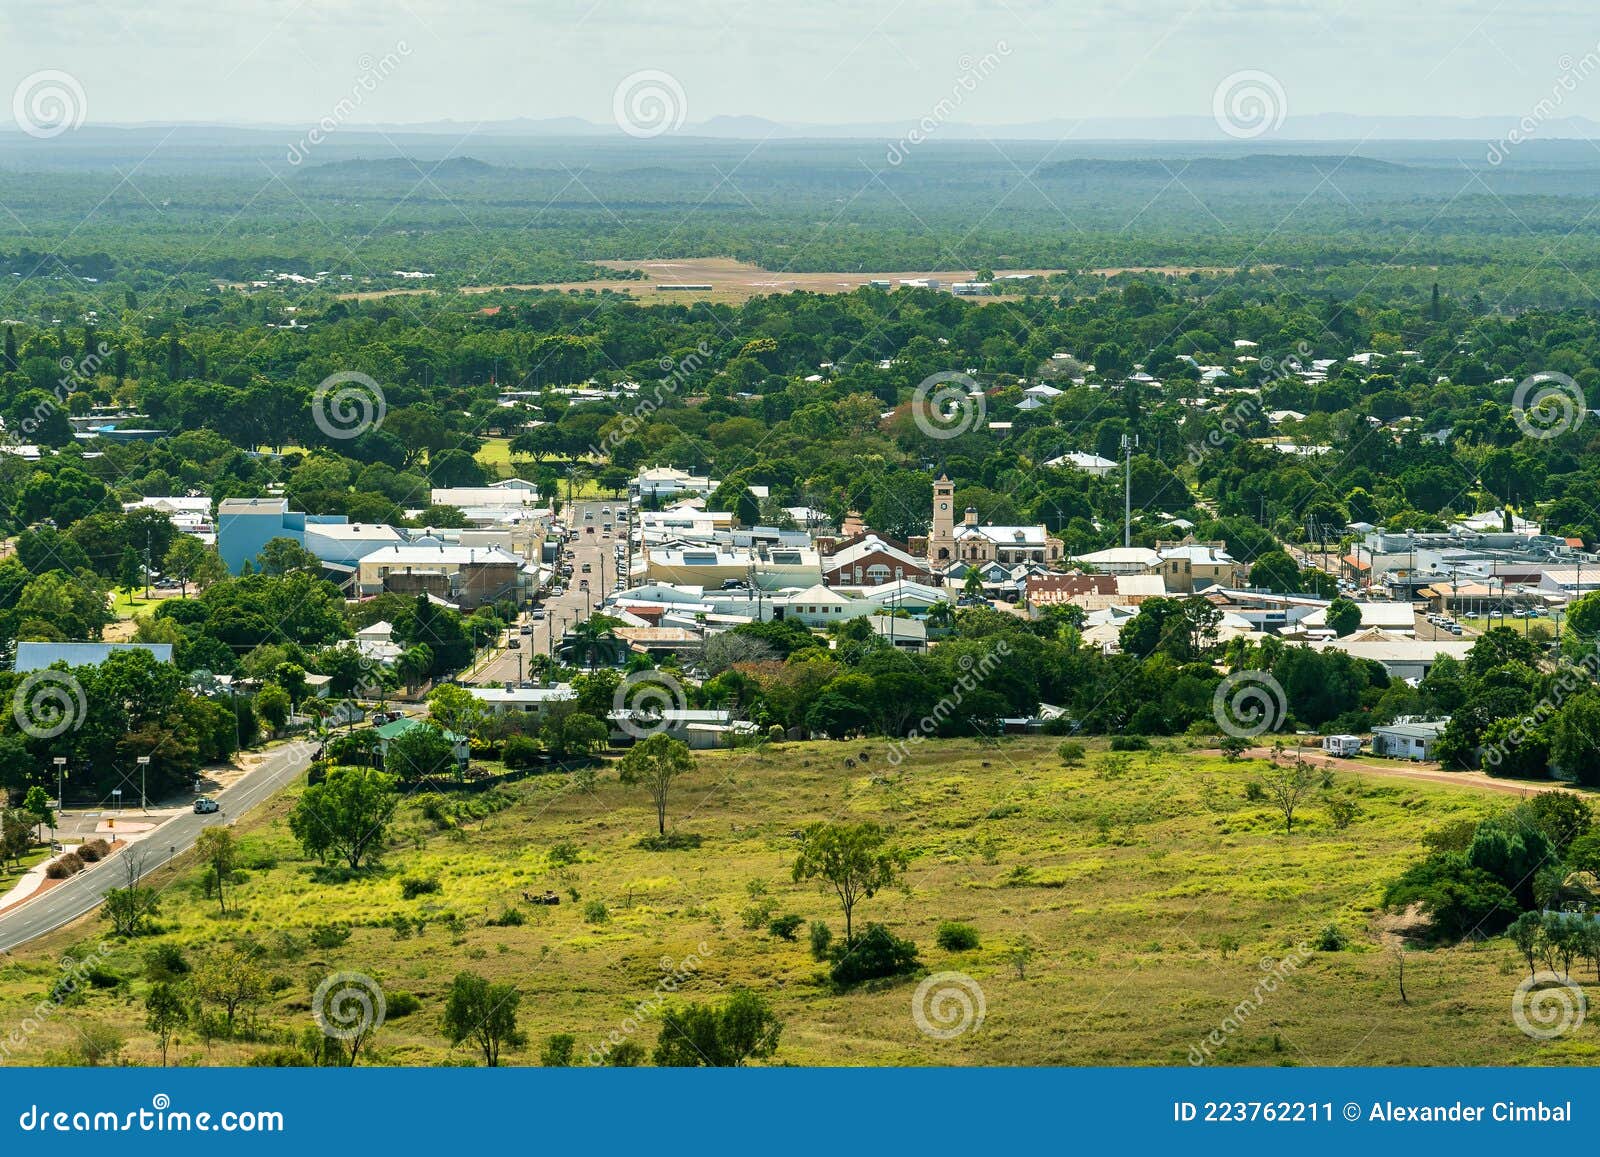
[507,638,521,649]
[520,625,533,635]
[193,797,220,815]
[531,610,546,620]
[581,562,592,573]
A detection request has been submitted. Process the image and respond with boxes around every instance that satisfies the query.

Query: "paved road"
[0,737,318,953]
[469,498,622,685]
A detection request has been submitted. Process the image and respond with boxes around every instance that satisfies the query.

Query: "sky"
[1,1,1599,131]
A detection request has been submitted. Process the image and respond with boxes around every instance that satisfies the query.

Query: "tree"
[442,970,525,1067]
[192,944,267,1032]
[145,982,187,1065]
[1247,550,1302,594]
[1510,910,1542,980]
[164,535,209,596]
[119,546,142,605]
[792,821,908,945]
[384,722,458,782]
[255,536,321,575]
[1256,759,1317,834]
[255,684,291,736]
[617,734,695,836]
[287,766,398,870]
[426,683,484,739]
[22,786,53,841]
[1,808,31,867]
[1325,596,1362,637]
[196,826,238,914]
[652,989,783,1067]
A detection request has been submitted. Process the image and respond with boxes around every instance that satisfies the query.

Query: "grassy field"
[0,737,1583,1067]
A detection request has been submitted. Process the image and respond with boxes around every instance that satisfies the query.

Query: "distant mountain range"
[27,113,1600,142]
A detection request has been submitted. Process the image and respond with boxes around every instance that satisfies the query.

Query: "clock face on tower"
[939,503,948,511]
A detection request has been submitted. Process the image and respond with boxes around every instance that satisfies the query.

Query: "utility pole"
[1121,433,1138,549]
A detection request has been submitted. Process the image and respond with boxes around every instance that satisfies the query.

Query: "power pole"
[1121,433,1138,548]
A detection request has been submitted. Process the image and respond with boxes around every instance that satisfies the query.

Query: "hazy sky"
[1,1,1598,129]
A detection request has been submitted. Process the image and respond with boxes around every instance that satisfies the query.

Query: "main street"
[467,498,624,686]
[0,736,321,953]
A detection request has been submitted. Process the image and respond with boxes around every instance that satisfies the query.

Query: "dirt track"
[1241,745,1577,798]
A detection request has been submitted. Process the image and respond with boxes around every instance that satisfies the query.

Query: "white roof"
[827,535,925,571]
[362,544,521,566]
[1046,451,1116,472]
[1074,547,1161,567]
[954,524,1049,546]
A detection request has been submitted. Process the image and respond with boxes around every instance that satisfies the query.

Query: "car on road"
[507,638,521,649]
[579,579,589,591]
[584,511,594,521]
[602,523,611,532]
[193,797,220,814]
[531,610,546,620]
[581,562,592,573]
[602,506,611,514]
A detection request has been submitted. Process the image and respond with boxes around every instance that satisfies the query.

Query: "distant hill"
[1038,155,1410,180]
[299,155,500,177]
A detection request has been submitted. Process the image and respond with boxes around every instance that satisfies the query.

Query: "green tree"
[442,970,525,1067]
[426,683,484,738]
[145,982,187,1065]
[287,766,398,870]
[196,826,238,914]
[191,944,267,1032]
[254,536,322,576]
[255,685,291,735]
[1247,550,1303,594]
[164,536,209,596]
[616,734,695,836]
[652,989,783,1067]
[792,821,908,944]
[1325,596,1362,637]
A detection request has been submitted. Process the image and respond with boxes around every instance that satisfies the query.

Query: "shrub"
[808,920,833,961]
[740,901,775,930]
[935,921,981,951]
[487,906,525,927]
[308,924,351,949]
[1056,741,1086,766]
[1109,735,1150,751]
[387,991,421,1018]
[767,914,804,940]
[603,1039,647,1066]
[540,1033,577,1066]
[46,853,84,879]
[583,900,609,924]
[502,735,541,770]
[829,924,921,986]
[143,943,190,982]
[400,875,441,900]
[77,838,111,862]
[1243,781,1268,803]
[548,841,581,867]
[1315,923,1348,951]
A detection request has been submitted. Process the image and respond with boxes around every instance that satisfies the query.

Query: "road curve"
[0,738,317,953]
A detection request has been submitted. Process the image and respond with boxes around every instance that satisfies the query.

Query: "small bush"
[540,1033,577,1067]
[1109,735,1150,751]
[77,839,111,862]
[583,900,609,924]
[829,923,920,986]
[1057,741,1087,766]
[487,906,525,927]
[767,914,804,940]
[46,853,84,879]
[502,735,541,769]
[548,841,581,867]
[309,924,351,949]
[1243,781,1268,803]
[143,943,189,982]
[399,875,441,900]
[740,900,776,930]
[1315,923,1348,951]
[637,832,702,851]
[808,921,833,961]
[935,921,981,951]
[386,991,421,1018]
[603,1039,648,1066]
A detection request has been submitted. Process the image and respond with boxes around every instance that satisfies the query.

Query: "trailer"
[1321,734,1362,758]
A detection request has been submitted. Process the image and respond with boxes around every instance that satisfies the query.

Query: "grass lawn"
[108,589,163,621]
[0,737,1579,1067]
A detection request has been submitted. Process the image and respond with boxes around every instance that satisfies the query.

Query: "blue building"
[217,497,402,576]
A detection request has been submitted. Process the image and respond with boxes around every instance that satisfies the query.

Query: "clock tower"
[929,474,956,562]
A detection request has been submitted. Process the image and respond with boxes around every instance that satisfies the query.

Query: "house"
[866,614,928,652]
[1044,451,1117,477]
[467,684,577,721]
[1156,539,1249,593]
[216,496,400,576]
[1371,720,1447,761]
[1311,629,1472,680]
[374,716,470,767]
[356,543,525,610]
[631,465,714,500]
[14,642,174,672]
[822,534,933,587]
[1071,546,1161,575]
[1299,601,1416,635]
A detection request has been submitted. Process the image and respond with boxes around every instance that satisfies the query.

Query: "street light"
[137,755,150,813]
[53,756,66,815]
